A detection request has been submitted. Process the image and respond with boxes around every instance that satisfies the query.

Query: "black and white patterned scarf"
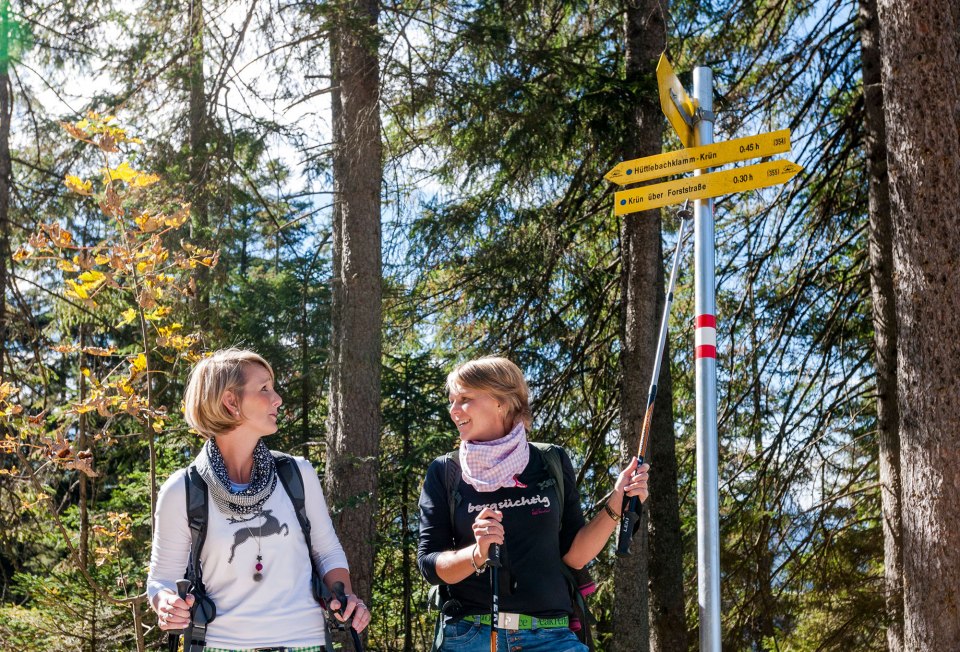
[194,438,277,516]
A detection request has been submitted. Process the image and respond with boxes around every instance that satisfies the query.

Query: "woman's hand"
[614,457,650,504]
[154,589,195,631]
[471,506,504,561]
[329,592,372,633]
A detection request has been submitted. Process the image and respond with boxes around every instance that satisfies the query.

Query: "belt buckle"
[497,612,532,630]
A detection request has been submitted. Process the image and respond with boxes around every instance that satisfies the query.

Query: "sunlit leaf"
[77,270,105,284]
[119,308,137,325]
[64,175,93,196]
[101,161,140,185]
[144,306,171,321]
[135,213,161,232]
[129,353,148,373]
[66,279,89,299]
[131,171,160,188]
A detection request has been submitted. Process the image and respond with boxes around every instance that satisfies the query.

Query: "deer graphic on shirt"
[227,509,289,562]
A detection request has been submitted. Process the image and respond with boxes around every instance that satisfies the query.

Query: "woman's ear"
[222,391,240,416]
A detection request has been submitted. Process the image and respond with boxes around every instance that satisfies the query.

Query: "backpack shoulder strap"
[273,452,311,540]
[181,465,217,650]
[441,451,462,530]
[184,465,209,589]
[530,442,565,511]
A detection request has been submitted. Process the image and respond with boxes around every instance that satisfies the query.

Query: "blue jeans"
[440,618,588,652]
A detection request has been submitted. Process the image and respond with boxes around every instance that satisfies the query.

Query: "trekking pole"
[488,543,501,652]
[165,579,192,652]
[617,202,693,556]
[332,581,366,652]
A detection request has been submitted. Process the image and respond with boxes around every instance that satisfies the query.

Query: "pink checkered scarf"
[459,421,530,492]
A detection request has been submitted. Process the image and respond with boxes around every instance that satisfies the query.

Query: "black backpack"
[430,443,597,651]
[171,452,328,652]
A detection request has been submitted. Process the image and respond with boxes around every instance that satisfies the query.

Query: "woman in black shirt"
[417,356,649,651]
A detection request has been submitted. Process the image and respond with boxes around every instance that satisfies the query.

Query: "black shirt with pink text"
[417,443,587,617]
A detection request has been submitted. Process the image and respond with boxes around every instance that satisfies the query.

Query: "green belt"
[462,613,569,630]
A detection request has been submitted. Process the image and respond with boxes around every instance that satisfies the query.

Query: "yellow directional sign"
[657,53,697,147]
[614,160,803,216]
[605,129,791,186]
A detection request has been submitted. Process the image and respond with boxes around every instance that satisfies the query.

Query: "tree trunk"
[614,1,687,651]
[188,0,211,325]
[0,3,12,382]
[325,0,383,614]
[858,1,902,649]
[645,337,689,652]
[875,0,960,648]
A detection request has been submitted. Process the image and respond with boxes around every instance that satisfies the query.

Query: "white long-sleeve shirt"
[147,456,349,649]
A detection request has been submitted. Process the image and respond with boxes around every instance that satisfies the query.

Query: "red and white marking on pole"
[695,314,716,359]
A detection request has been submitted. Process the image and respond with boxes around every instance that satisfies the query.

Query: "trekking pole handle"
[486,543,502,569]
[164,579,192,635]
[616,455,645,557]
[332,581,366,652]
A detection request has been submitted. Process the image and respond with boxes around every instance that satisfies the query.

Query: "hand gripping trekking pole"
[165,579,192,652]
[331,581,366,652]
[488,543,502,652]
[617,203,693,556]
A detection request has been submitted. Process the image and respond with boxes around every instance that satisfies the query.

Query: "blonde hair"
[446,356,532,429]
[183,348,275,438]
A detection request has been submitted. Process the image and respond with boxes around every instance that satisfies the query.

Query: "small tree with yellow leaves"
[1,113,217,651]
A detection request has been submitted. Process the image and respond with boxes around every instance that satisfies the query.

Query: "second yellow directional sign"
[657,53,697,147]
[614,160,803,215]
[605,129,791,185]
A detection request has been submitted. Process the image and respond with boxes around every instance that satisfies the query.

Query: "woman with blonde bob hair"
[417,356,649,652]
[148,348,370,651]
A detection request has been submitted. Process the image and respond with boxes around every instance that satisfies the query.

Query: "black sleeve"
[417,457,453,586]
[557,447,587,556]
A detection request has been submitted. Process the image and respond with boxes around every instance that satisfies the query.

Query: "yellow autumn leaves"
[3,114,211,480]
[64,162,158,197]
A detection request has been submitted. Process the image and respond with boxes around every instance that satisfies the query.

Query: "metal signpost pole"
[607,52,799,652]
[693,65,721,652]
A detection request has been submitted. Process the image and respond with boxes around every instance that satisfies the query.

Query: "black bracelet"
[603,501,622,522]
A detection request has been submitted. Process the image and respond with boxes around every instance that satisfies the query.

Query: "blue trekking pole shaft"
[488,543,501,652]
[617,205,692,556]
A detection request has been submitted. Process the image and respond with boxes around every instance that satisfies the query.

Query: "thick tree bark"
[875,0,960,648]
[858,1,902,650]
[188,0,211,324]
[325,0,383,614]
[645,337,688,652]
[613,1,687,651]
